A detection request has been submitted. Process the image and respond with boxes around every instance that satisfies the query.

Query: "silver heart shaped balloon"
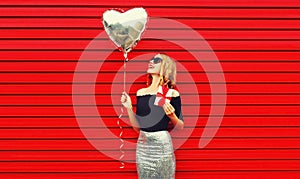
[102,8,148,54]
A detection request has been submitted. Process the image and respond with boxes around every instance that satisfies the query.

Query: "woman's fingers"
[163,102,175,115]
[121,92,130,101]
[122,91,129,97]
[120,92,132,109]
[120,93,127,103]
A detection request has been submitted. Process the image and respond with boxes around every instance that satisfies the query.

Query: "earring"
[163,79,170,86]
[157,76,161,86]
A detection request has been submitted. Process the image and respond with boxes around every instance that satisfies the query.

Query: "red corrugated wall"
[1,0,300,178]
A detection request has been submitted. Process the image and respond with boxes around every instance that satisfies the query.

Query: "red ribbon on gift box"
[155,85,172,106]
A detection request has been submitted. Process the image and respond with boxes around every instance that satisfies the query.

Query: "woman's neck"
[148,74,160,91]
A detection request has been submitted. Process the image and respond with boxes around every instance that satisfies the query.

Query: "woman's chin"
[147,70,159,75]
[147,69,155,74]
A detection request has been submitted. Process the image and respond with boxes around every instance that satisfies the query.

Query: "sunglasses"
[149,57,162,64]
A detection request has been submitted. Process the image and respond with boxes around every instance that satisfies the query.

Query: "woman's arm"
[163,90,184,130]
[126,106,140,133]
[163,102,184,130]
[121,92,140,133]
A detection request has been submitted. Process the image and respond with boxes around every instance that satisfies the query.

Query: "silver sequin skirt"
[136,130,175,179]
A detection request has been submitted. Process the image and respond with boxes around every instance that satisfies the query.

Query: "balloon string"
[118,52,128,169]
[117,110,125,169]
[123,52,128,92]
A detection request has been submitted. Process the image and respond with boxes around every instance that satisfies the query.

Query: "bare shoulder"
[136,88,146,96]
[171,89,180,97]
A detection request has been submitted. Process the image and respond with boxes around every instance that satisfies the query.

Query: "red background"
[0,0,300,178]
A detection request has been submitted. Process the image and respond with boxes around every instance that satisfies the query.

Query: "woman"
[121,53,184,179]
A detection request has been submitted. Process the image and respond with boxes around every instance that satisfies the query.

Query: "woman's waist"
[139,130,171,143]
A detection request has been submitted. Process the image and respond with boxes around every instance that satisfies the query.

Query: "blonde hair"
[147,53,177,89]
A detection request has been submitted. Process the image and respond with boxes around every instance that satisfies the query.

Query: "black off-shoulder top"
[135,94,184,132]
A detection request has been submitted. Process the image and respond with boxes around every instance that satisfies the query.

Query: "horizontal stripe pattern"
[0,1,299,178]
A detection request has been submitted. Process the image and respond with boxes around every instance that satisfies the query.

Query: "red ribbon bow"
[154,85,172,106]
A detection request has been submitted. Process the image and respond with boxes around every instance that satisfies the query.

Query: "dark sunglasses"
[149,57,162,64]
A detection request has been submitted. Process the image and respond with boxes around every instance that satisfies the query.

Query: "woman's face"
[147,54,162,74]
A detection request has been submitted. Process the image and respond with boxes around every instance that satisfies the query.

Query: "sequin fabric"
[136,130,175,179]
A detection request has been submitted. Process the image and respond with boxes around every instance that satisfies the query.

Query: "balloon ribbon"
[117,52,128,169]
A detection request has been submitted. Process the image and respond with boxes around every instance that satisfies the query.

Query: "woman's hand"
[120,92,132,109]
[163,102,175,117]
[163,102,184,129]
